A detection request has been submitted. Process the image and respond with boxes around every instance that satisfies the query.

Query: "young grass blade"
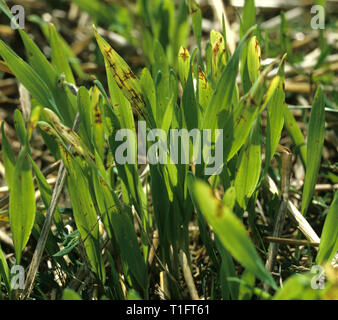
[202,25,256,131]
[191,178,277,290]
[316,191,338,265]
[301,87,325,216]
[234,118,261,208]
[140,67,157,126]
[247,36,261,85]
[0,244,11,296]
[62,289,82,300]
[59,144,106,284]
[49,24,75,84]
[13,109,27,145]
[0,42,56,111]
[9,145,36,264]
[178,47,190,86]
[210,30,227,82]
[283,105,307,167]
[187,0,202,56]
[182,58,198,130]
[240,0,256,38]
[152,40,170,127]
[264,77,285,173]
[198,67,213,110]
[1,121,16,189]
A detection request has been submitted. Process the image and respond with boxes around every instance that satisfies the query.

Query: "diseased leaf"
[210,30,227,82]
[247,36,261,84]
[203,25,256,131]
[178,47,190,86]
[94,27,148,123]
[198,67,212,110]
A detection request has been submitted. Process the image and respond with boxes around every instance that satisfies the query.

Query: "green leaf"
[316,191,338,265]
[110,211,148,292]
[198,67,212,110]
[240,0,256,38]
[203,25,256,131]
[90,87,105,159]
[9,146,36,264]
[0,244,11,295]
[13,109,27,145]
[77,86,93,151]
[94,27,148,123]
[140,67,157,125]
[0,40,56,113]
[284,105,307,167]
[62,288,82,300]
[152,40,170,127]
[182,61,198,131]
[1,121,16,189]
[234,118,261,208]
[127,289,142,300]
[49,23,75,84]
[191,178,277,289]
[210,30,227,82]
[265,77,285,172]
[188,0,202,52]
[58,145,106,284]
[238,270,255,300]
[17,27,75,126]
[247,36,261,84]
[223,95,259,162]
[178,47,190,86]
[301,87,325,216]
[273,273,320,300]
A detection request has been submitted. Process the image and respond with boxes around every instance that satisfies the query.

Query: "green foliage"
[301,87,326,216]
[0,0,334,301]
[316,191,338,265]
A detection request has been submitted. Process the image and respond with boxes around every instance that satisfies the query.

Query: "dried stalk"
[179,250,199,300]
[265,175,321,244]
[265,236,320,247]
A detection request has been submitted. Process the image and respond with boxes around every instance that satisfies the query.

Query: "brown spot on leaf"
[179,48,189,62]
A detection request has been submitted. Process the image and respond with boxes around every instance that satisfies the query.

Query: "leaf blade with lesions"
[203,26,256,131]
[94,27,148,123]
